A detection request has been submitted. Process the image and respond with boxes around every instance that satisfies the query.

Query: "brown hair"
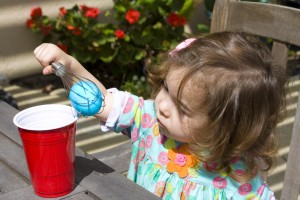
[147,32,287,183]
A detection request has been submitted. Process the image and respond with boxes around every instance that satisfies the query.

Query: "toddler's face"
[154,67,209,143]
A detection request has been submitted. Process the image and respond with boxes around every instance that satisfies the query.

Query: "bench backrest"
[210,1,300,199]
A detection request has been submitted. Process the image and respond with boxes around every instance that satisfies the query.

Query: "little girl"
[34,31,286,200]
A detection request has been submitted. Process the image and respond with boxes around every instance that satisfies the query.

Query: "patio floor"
[2,73,300,199]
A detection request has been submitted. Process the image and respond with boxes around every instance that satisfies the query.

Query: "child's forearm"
[68,57,113,121]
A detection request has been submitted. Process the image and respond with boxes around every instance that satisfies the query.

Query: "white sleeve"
[100,88,130,132]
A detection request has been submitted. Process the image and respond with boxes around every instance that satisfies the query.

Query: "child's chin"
[159,124,187,142]
[159,125,170,137]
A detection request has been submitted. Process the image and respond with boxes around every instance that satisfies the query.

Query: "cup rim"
[13,104,78,131]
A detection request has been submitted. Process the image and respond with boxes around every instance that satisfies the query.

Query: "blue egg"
[68,81,102,116]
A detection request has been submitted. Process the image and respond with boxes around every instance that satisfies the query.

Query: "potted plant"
[26,0,195,97]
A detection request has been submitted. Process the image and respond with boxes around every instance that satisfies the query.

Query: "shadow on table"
[75,152,115,184]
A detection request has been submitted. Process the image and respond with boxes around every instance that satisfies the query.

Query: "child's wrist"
[67,56,77,72]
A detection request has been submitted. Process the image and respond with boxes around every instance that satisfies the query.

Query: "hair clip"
[169,38,196,56]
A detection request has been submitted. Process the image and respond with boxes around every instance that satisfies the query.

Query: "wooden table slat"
[0,185,88,200]
[62,192,98,200]
[0,131,30,180]
[75,149,160,200]
[0,101,22,145]
[0,159,29,194]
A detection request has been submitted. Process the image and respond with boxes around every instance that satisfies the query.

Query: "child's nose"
[158,99,171,118]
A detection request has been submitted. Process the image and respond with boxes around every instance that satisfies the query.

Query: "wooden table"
[0,100,160,200]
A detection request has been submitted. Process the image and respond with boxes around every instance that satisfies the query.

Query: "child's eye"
[180,107,187,115]
[178,102,191,117]
[163,81,169,92]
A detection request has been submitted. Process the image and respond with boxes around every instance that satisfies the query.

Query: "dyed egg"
[68,81,102,116]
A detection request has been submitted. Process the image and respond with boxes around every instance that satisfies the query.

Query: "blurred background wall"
[0,0,114,81]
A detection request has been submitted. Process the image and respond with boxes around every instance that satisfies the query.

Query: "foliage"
[26,1,195,89]
[120,75,150,98]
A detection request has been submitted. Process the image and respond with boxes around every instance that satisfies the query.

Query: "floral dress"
[101,89,275,200]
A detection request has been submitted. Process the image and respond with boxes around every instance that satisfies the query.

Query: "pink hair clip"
[169,38,196,56]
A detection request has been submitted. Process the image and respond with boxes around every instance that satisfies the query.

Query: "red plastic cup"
[13,104,78,198]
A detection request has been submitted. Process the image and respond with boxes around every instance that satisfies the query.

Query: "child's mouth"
[157,119,168,135]
[157,118,164,128]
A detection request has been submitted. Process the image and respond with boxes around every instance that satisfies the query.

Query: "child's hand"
[34,43,113,120]
[34,43,72,75]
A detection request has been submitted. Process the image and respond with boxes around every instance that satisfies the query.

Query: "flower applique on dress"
[166,144,198,178]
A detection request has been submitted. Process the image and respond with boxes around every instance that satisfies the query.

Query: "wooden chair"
[210,1,300,199]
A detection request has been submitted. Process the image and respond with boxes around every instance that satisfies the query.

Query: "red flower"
[67,25,81,36]
[85,8,100,18]
[57,43,68,53]
[59,7,67,16]
[67,25,75,30]
[40,25,52,35]
[80,5,100,18]
[73,27,82,36]
[80,5,89,11]
[167,12,187,27]
[115,29,125,39]
[30,7,42,18]
[26,18,34,28]
[125,9,140,24]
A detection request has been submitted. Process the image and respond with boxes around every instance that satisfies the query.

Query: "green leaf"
[108,36,118,43]
[158,6,168,16]
[135,49,146,60]
[102,28,114,35]
[117,45,136,65]
[149,38,163,50]
[94,23,112,29]
[131,30,147,46]
[179,0,194,17]
[153,22,163,29]
[165,0,173,6]
[95,38,107,45]
[197,24,210,33]
[113,4,127,14]
[138,15,147,24]
[42,16,50,24]
[104,11,111,17]
[171,0,185,12]
[72,49,92,63]
[140,0,156,4]
[99,45,118,63]
[71,4,79,11]
[124,35,130,42]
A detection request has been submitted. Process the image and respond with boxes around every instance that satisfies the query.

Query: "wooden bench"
[210,1,300,200]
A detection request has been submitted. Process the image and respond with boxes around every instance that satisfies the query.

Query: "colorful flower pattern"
[104,91,275,200]
[166,145,198,178]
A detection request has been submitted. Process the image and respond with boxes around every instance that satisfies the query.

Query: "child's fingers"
[42,66,53,75]
[34,43,59,68]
